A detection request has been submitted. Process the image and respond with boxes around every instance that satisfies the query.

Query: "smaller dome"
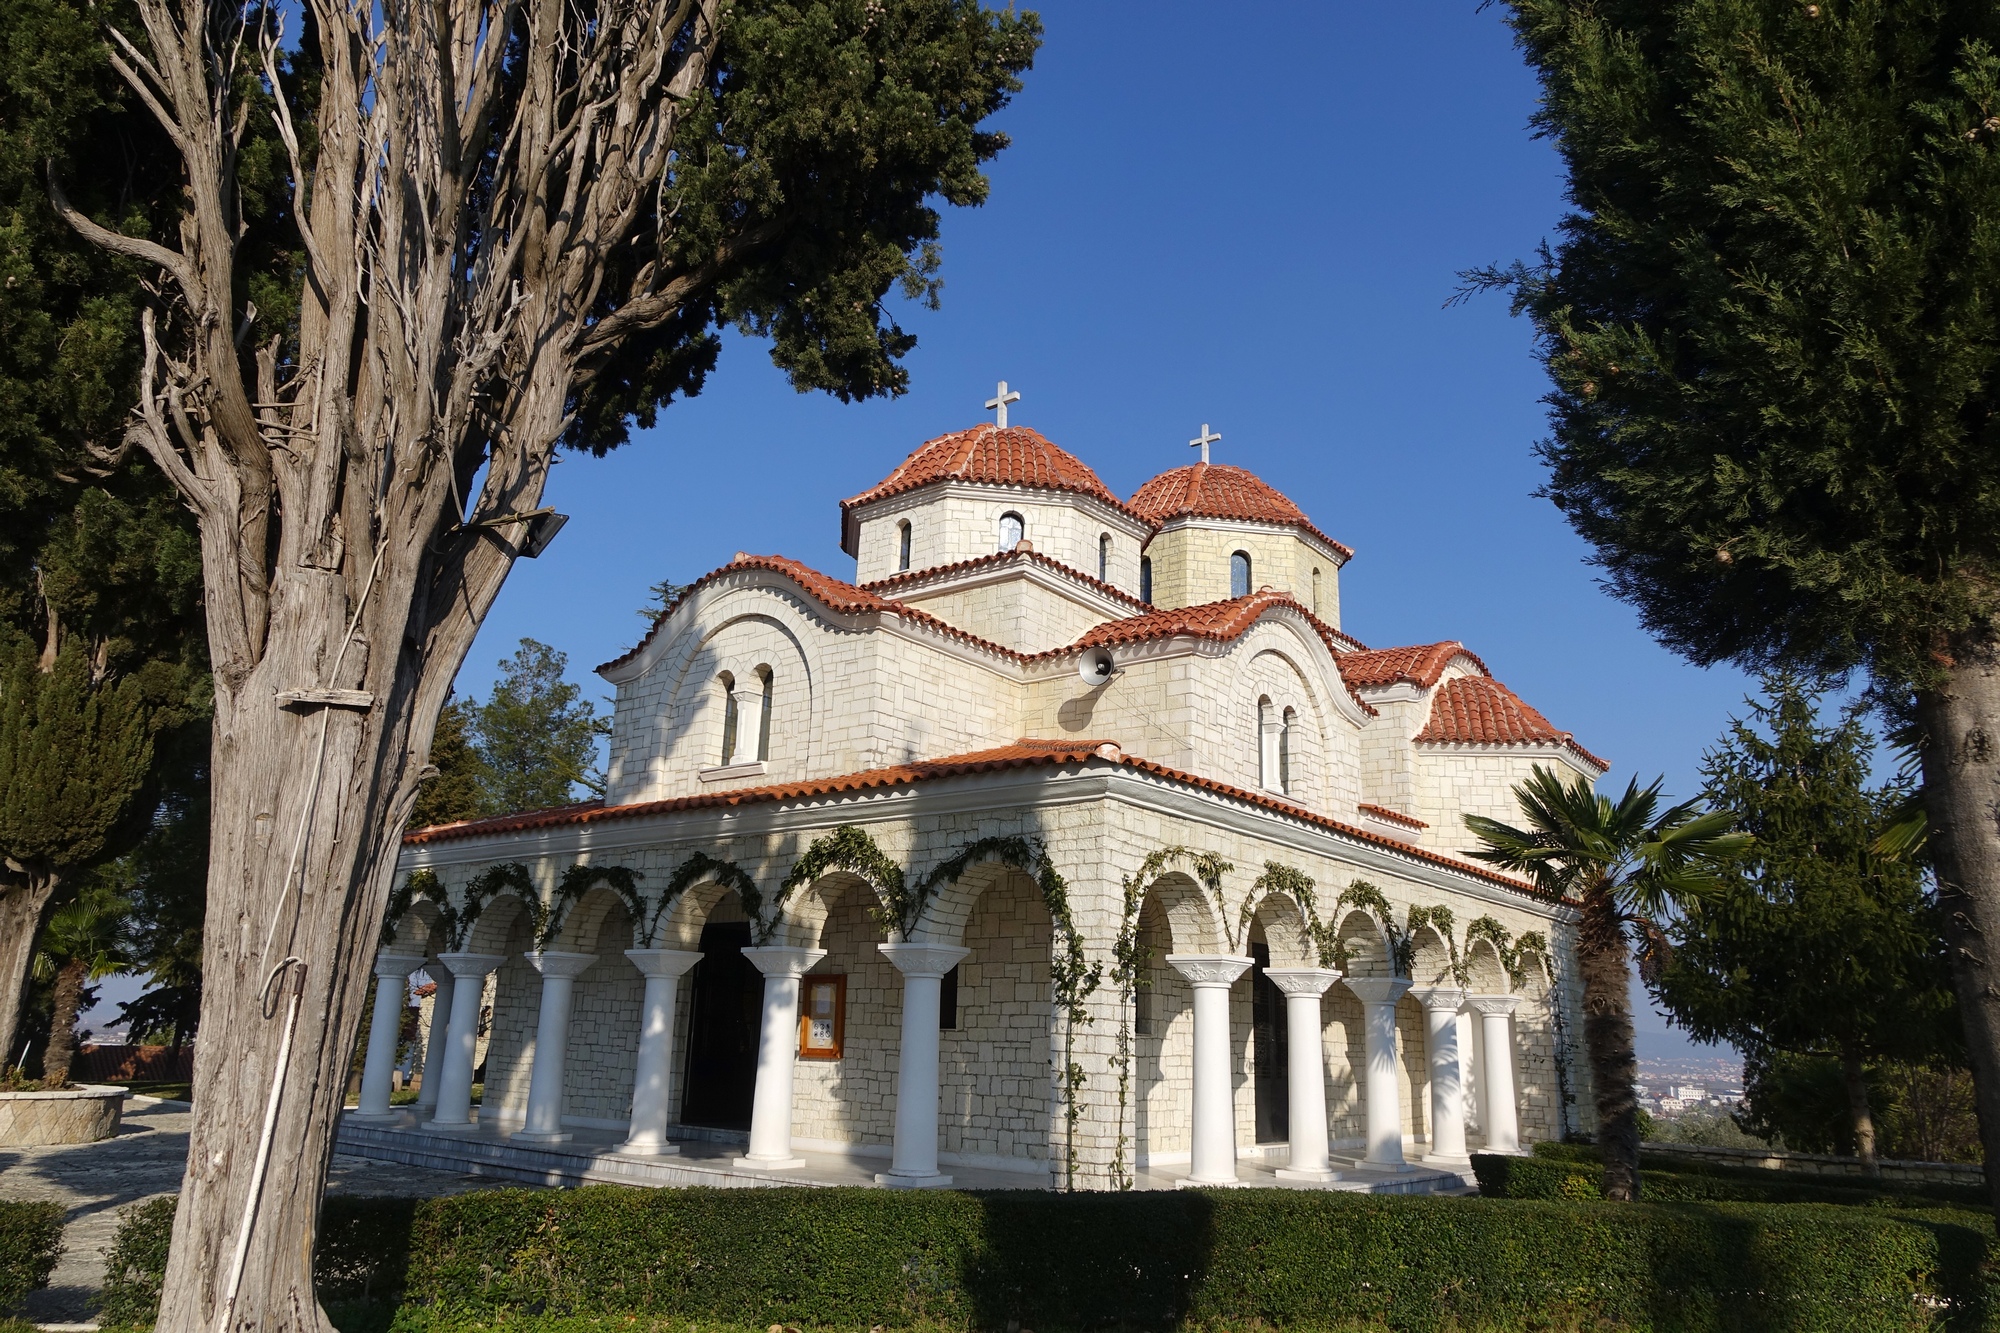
[1130,462,1351,558]
[845,425,1126,512]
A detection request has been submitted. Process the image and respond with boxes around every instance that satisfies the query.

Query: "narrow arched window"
[1230,551,1252,599]
[999,511,1025,551]
[1257,696,1274,789]
[898,520,912,572]
[1140,556,1153,605]
[1098,533,1111,582]
[1311,567,1322,615]
[756,667,774,761]
[719,672,738,764]
[1280,707,1296,794]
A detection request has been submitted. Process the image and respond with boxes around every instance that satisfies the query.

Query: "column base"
[874,1171,954,1189]
[1362,1158,1415,1173]
[1424,1154,1473,1169]
[1174,1176,1248,1189]
[511,1129,573,1144]
[344,1109,401,1121]
[421,1119,479,1134]
[615,1140,682,1157]
[734,1155,806,1171]
[1274,1166,1342,1182]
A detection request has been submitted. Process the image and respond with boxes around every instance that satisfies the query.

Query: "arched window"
[1140,556,1153,605]
[1311,567,1322,616]
[897,520,912,572]
[1098,533,1111,582]
[1280,707,1296,794]
[1230,551,1252,598]
[719,672,738,764]
[999,511,1025,551]
[756,666,774,761]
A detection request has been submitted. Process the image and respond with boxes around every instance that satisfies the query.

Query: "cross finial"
[985,380,1021,429]
[1189,423,1221,464]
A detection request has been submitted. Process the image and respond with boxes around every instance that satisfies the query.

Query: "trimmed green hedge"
[0,1199,63,1313]
[1476,1144,1993,1211]
[104,1186,2000,1331]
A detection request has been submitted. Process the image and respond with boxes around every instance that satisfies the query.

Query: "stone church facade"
[355,417,1602,1190]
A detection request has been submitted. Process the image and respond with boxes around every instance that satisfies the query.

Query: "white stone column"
[415,965,455,1112]
[619,948,704,1154]
[1264,967,1342,1181]
[1166,954,1253,1186]
[876,942,971,1187]
[1412,986,1469,1164]
[426,952,504,1129]
[1469,994,1523,1153]
[353,952,424,1118]
[731,686,766,762]
[512,951,597,1143]
[735,945,826,1169]
[1342,977,1412,1168]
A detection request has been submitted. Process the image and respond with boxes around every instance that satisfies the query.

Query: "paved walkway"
[0,1097,524,1325]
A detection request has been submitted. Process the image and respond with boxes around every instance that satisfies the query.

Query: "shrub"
[0,1199,62,1313]
[96,1196,173,1327]
[1479,1143,1993,1210]
[104,1185,2000,1331]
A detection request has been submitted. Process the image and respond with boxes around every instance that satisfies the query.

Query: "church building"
[346,402,1601,1192]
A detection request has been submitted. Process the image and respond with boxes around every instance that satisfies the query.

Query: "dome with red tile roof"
[844,425,1126,512]
[1129,462,1351,559]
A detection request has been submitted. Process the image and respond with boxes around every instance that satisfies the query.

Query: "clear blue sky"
[451,0,1754,1063]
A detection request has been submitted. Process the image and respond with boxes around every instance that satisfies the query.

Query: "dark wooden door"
[1251,941,1290,1143]
[680,920,761,1130]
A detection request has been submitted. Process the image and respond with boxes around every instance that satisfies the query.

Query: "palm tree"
[1466,766,1745,1200]
[33,878,132,1086]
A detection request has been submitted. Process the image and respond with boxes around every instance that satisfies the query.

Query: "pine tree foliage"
[1655,675,1955,1163]
[0,645,153,880]
[405,699,483,831]
[471,640,607,812]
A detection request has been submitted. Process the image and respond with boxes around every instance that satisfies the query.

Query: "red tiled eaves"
[843,426,1140,519]
[401,740,1546,899]
[863,548,1150,611]
[1129,462,1354,561]
[1416,675,1611,772]
[1337,641,1492,690]
[596,554,1033,676]
[1357,802,1428,830]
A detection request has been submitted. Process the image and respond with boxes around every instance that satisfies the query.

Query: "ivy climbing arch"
[533,864,645,949]
[777,826,907,943]
[384,863,530,951]
[1467,915,1571,1137]
[645,852,760,947]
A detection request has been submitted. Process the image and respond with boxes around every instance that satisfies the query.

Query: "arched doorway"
[680,898,760,1131]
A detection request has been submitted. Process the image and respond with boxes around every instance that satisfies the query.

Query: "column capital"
[1342,975,1411,1006]
[1166,953,1253,987]
[624,948,704,980]
[740,945,827,979]
[1410,985,1467,1015]
[1262,967,1342,997]
[525,950,597,980]
[877,943,970,978]
[374,951,425,980]
[433,951,505,981]
[1467,993,1523,1017]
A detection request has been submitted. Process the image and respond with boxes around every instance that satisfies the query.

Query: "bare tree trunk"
[1840,1045,1879,1176]
[1577,881,1641,1201]
[0,873,59,1066]
[42,958,89,1087]
[1917,644,2000,1213]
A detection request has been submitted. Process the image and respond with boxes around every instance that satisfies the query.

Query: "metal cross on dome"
[1189,423,1221,464]
[985,380,1021,428]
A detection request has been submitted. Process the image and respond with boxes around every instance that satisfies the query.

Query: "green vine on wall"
[778,826,907,943]
[1107,845,1233,1191]
[648,853,759,947]
[533,864,646,949]
[385,863,525,951]
[1245,863,1340,970]
[1466,915,1571,1134]
[461,863,535,949]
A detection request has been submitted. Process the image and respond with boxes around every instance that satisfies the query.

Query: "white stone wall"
[851,484,1149,592]
[940,871,1054,1166]
[795,883,897,1148]
[1142,521,1342,625]
[898,578,1110,655]
[1412,745,1604,855]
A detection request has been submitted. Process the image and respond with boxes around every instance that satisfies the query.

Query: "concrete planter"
[0,1083,125,1146]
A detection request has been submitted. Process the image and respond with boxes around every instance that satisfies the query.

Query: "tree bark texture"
[42,958,88,1087]
[1577,881,1641,1201]
[1917,641,2000,1212]
[58,0,734,1324]
[1840,1045,1879,1174]
[0,875,59,1068]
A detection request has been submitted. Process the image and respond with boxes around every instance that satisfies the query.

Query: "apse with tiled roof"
[1128,452,1352,625]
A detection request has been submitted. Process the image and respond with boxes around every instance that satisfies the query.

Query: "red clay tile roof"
[1336,641,1490,691]
[1063,591,1367,655]
[1129,462,1354,560]
[863,548,1150,610]
[402,741,1546,898]
[1416,675,1610,771]
[1357,802,1428,830]
[597,554,1031,675]
[844,426,1131,515]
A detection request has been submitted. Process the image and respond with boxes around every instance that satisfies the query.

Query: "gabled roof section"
[402,740,1546,899]
[1129,462,1353,561]
[1416,675,1611,771]
[597,553,1028,677]
[1336,641,1490,691]
[863,548,1150,611]
[1061,591,1366,655]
